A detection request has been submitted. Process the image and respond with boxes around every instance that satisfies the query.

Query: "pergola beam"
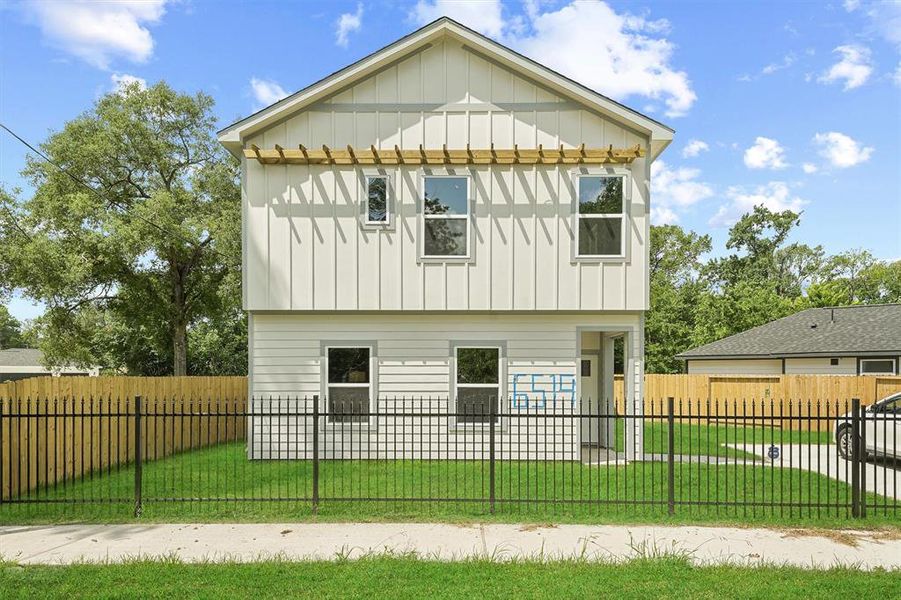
[243,144,644,165]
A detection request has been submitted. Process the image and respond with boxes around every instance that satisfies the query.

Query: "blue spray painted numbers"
[511,373,577,409]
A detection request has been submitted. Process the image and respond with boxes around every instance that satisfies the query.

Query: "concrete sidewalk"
[2,523,899,569]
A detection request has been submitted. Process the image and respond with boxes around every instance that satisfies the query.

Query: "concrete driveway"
[725,443,900,500]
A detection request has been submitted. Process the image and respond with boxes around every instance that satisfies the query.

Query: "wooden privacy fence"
[615,374,901,431]
[0,376,247,501]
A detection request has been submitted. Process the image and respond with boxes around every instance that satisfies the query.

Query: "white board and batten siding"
[243,38,650,314]
[248,313,641,460]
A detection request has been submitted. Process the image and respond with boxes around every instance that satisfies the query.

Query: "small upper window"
[576,175,625,258]
[423,176,469,257]
[326,347,371,423]
[455,346,500,424]
[366,176,388,224]
[860,359,896,375]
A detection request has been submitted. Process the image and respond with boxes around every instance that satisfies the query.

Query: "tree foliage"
[647,206,901,373]
[0,82,242,375]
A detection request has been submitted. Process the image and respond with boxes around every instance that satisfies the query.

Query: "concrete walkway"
[725,443,901,500]
[2,523,899,569]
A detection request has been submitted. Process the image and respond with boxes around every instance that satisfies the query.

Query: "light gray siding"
[248,312,642,460]
[686,359,783,375]
[784,357,857,375]
[242,38,649,313]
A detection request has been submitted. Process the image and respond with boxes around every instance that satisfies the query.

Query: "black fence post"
[312,394,320,515]
[859,399,867,519]
[850,397,860,518]
[667,396,675,516]
[489,397,496,515]
[133,395,143,518]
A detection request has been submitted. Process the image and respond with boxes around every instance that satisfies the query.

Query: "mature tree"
[645,225,711,373]
[0,82,240,375]
[0,305,26,349]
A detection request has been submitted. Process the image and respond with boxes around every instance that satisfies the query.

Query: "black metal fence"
[0,395,898,521]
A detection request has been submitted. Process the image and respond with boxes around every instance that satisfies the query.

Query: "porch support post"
[625,322,645,461]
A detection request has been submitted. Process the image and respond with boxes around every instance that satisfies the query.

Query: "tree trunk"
[173,319,187,376]
[172,270,188,376]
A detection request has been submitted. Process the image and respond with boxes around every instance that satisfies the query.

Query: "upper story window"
[422,176,469,258]
[575,175,627,258]
[366,176,389,225]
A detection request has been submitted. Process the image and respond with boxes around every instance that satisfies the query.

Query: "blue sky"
[1,0,899,321]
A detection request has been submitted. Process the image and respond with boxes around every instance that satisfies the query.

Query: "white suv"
[836,393,901,460]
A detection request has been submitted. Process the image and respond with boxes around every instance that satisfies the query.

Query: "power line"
[0,122,240,269]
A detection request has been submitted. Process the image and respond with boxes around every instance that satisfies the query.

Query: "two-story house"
[218,18,672,461]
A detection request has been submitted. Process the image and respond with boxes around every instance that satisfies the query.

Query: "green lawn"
[627,421,832,459]
[2,440,894,528]
[1,557,898,599]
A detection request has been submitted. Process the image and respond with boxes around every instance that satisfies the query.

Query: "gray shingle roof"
[677,304,901,359]
[0,348,45,367]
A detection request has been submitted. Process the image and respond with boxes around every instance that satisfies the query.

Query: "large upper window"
[326,347,371,423]
[423,176,469,257]
[576,175,626,258]
[860,358,896,375]
[455,347,500,424]
[366,176,388,224]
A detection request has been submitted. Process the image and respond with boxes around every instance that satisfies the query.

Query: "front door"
[580,355,601,445]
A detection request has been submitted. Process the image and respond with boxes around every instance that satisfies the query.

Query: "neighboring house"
[677,304,901,376]
[0,348,100,383]
[218,18,673,459]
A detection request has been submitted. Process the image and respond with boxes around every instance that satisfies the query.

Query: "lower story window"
[327,346,371,422]
[860,358,896,375]
[455,346,500,423]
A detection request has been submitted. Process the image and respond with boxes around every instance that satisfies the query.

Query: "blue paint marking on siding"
[511,373,577,408]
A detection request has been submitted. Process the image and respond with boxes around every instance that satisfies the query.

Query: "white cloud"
[813,131,874,168]
[801,163,818,174]
[893,62,901,86]
[110,73,147,94]
[411,1,696,118]
[650,206,679,226]
[650,160,714,224]
[411,0,506,38]
[743,137,788,170]
[818,45,873,90]
[761,53,796,75]
[25,0,168,69]
[335,3,363,48]
[710,182,807,227]
[864,2,901,49]
[681,139,709,158]
[250,78,288,109]
[843,0,860,12]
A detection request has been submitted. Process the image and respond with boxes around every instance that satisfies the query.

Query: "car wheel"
[837,427,852,460]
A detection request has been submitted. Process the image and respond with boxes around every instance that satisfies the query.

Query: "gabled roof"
[218,17,674,159]
[677,304,901,360]
[0,348,44,367]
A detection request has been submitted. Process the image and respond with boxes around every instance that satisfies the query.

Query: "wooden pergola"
[244,143,645,166]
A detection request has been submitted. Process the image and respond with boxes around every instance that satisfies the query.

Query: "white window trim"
[859,357,897,375]
[451,344,504,428]
[323,344,378,428]
[571,169,631,263]
[364,174,391,227]
[419,172,472,262]
[360,170,394,229]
